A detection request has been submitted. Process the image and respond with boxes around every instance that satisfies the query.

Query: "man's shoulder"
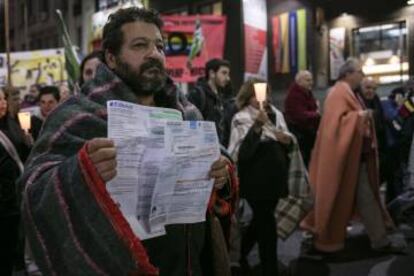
[44,95,104,127]
[189,83,207,97]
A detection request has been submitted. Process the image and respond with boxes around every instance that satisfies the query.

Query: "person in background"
[0,87,32,276]
[20,84,40,109]
[284,70,320,167]
[228,79,291,275]
[188,58,231,145]
[79,50,104,87]
[358,78,387,183]
[301,58,404,254]
[30,86,60,141]
[382,87,406,203]
[5,86,22,119]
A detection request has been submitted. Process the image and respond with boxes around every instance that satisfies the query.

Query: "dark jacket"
[284,83,320,132]
[362,95,387,151]
[382,98,401,148]
[237,124,289,201]
[30,116,43,141]
[0,116,30,217]
[188,78,226,144]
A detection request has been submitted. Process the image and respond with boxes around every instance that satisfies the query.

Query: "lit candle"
[18,112,31,133]
[254,82,267,110]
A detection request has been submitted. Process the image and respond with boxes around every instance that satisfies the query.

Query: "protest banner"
[0,48,67,95]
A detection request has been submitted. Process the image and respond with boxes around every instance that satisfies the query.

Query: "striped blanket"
[18,64,204,275]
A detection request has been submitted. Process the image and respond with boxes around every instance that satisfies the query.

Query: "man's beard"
[115,57,167,97]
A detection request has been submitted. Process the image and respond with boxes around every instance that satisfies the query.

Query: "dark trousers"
[288,126,316,168]
[242,199,279,276]
[385,146,404,203]
[0,215,20,276]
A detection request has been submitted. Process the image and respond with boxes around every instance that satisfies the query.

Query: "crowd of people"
[1,6,414,276]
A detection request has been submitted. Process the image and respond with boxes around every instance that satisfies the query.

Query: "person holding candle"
[228,78,292,275]
[0,87,32,275]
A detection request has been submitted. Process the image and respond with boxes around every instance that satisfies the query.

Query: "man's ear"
[105,49,117,69]
[208,69,215,81]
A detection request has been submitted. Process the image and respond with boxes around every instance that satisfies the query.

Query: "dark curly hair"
[102,7,163,57]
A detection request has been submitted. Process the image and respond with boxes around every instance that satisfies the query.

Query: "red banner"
[244,25,266,75]
[162,15,226,83]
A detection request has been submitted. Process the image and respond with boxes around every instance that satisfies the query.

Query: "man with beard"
[18,7,236,275]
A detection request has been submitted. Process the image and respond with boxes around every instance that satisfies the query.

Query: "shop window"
[196,1,222,15]
[352,22,408,84]
[163,6,189,15]
[73,0,82,16]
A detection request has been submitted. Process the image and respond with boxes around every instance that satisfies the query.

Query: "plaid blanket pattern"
[276,140,313,240]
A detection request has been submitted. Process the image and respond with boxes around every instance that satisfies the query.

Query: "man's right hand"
[87,138,117,182]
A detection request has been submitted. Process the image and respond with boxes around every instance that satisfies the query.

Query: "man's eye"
[133,43,147,48]
[157,45,165,52]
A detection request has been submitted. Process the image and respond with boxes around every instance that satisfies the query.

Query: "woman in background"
[228,79,291,276]
[0,87,32,275]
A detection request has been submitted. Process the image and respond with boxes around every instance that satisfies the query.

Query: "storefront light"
[389,55,400,64]
[364,58,375,66]
[362,62,409,75]
[379,75,409,84]
[408,0,414,5]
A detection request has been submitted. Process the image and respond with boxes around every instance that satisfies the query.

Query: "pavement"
[241,223,414,276]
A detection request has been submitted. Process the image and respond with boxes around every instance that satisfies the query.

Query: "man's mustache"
[140,58,165,74]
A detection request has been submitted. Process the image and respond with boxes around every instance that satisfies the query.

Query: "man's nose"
[147,44,164,60]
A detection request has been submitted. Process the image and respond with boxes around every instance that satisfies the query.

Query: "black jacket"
[0,116,30,217]
[237,126,289,201]
[188,78,226,143]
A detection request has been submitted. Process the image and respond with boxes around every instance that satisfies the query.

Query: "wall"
[266,0,314,93]
[325,5,414,77]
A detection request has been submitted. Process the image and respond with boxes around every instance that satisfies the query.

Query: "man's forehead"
[41,94,56,101]
[363,79,376,87]
[299,72,312,79]
[219,66,230,72]
[121,21,162,40]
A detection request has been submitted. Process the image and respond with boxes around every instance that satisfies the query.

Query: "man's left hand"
[209,155,229,190]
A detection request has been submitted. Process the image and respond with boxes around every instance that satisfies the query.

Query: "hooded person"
[301,58,404,254]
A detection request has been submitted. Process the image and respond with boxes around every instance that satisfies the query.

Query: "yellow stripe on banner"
[280,13,290,74]
[297,9,307,70]
[405,101,414,112]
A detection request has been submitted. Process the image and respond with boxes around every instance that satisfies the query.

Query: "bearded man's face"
[108,21,167,96]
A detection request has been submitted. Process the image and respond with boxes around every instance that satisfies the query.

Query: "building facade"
[7,0,98,54]
[149,0,414,93]
[4,0,414,93]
